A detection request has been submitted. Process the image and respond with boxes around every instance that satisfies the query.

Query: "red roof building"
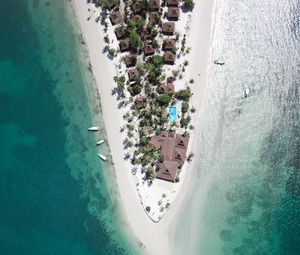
[135,96,146,108]
[119,38,130,52]
[159,82,175,93]
[163,38,176,51]
[148,131,189,163]
[156,160,178,182]
[164,51,176,64]
[162,22,175,35]
[114,25,127,40]
[132,1,141,13]
[149,0,160,11]
[124,54,137,68]
[128,68,140,81]
[167,7,180,21]
[149,12,160,24]
[140,26,150,39]
[148,131,190,182]
[144,44,155,55]
[109,9,122,25]
[132,14,143,24]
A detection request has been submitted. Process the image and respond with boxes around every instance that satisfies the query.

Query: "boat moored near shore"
[213,60,225,65]
[96,139,106,145]
[88,126,99,131]
[244,88,250,98]
[98,154,107,161]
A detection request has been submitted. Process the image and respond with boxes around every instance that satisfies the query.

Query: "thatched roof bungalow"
[167,7,180,21]
[128,68,140,81]
[144,44,155,56]
[164,51,176,64]
[162,22,175,35]
[124,54,137,68]
[115,25,127,40]
[119,38,130,52]
[149,0,160,11]
[109,9,122,25]
[163,38,176,51]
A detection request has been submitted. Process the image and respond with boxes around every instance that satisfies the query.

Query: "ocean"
[0,0,139,254]
[172,0,300,254]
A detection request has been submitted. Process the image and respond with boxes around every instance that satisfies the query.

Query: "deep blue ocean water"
[0,1,138,254]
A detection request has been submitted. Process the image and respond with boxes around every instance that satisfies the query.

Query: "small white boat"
[98,154,107,161]
[88,126,99,131]
[96,139,105,146]
[244,88,250,98]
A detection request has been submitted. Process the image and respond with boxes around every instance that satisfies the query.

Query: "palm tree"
[187,152,194,162]
[124,152,131,160]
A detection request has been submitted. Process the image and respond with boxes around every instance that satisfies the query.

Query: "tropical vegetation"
[96,0,195,182]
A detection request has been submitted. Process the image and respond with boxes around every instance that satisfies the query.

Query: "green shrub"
[153,55,163,65]
[175,88,192,101]
[172,69,179,78]
[157,94,172,105]
[181,36,186,52]
[184,0,195,10]
[180,115,191,128]
[107,48,116,58]
[146,168,156,180]
[181,101,189,114]
[130,30,141,49]
[187,152,194,162]
[128,83,142,96]
[104,35,110,44]
[140,136,150,146]
[155,128,161,135]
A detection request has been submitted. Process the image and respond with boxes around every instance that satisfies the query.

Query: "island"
[89,0,195,221]
[73,0,214,253]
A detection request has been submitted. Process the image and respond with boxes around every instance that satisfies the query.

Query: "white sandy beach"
[72,0,215,254]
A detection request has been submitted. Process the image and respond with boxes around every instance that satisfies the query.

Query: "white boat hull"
[88,126,99,131]
[96,139,105,145]
[244,88,250,98]
[98,154,107,161]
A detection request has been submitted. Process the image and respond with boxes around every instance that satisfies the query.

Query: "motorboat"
[213,60,225,65]
[88,126,99,131]
[98,154,107,161]
[96,139,105,146]
[244,88,250,98]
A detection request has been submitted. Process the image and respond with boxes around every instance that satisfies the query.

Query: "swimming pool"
[168,106,176,122]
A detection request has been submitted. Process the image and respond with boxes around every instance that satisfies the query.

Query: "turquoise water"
[0,1,139,254]
[168,107,176,122]
[172,0,300,254]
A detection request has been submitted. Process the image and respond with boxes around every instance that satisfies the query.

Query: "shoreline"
[161,0,217,253]
[71,0,216,254]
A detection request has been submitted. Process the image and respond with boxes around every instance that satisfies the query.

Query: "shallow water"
[173,0,300,254]
[0,0,139,254]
